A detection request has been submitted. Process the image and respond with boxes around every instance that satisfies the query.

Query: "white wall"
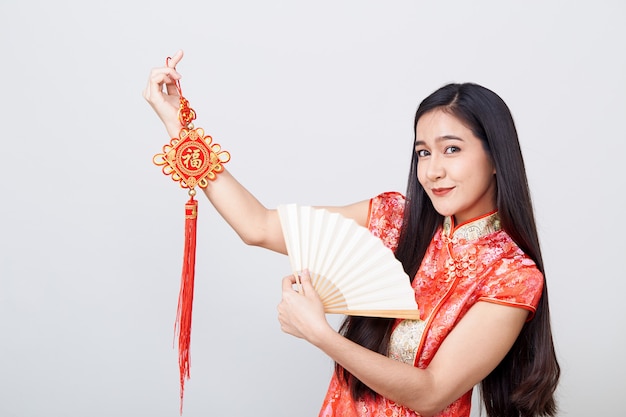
[1,1,624,416]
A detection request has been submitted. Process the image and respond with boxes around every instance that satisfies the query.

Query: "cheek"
[416,165,427,187]
[461,156,494,185]
[471,169,497,196]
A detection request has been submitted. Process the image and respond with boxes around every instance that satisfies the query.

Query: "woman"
[144,50,560,417]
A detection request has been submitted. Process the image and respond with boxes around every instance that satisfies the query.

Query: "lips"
[431,187,454,196]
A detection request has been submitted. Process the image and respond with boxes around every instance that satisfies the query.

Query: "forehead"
[415,109,475,142]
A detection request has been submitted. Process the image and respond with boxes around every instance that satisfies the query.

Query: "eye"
[444,146,461,154]
[415,148,430,158]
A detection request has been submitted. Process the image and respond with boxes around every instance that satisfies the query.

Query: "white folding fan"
[277,204,420,320]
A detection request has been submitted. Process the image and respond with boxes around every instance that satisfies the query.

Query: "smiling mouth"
[431,187,454,196]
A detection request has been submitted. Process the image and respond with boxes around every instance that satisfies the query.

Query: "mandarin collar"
[442,211,501,242]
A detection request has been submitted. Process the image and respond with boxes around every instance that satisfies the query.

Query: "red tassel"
[174,195,198,414]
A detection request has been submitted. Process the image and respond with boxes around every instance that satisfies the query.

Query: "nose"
[424,154,445,182]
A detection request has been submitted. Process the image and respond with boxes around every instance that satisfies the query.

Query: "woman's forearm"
[311,327,440,416]
[201,169,286,253]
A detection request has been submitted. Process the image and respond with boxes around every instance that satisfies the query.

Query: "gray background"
[1,1,624,416]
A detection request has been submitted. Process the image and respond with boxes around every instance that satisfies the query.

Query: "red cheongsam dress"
[318,192,544,417]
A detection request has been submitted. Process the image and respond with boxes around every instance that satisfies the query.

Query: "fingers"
[164,71,181,96]
[282,274,300,292]
[165,50,184,95]
[278,277,305,339]
[142,50,184,103]
[281,270,314,295]
[142,69,177,102]
[299,269,316,295]
[277,270,328,342]
[167,49,184,68]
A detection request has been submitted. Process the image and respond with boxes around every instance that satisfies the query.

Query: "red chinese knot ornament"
[153,58,230,414]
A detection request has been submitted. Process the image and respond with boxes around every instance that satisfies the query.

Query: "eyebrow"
[414,135,464,146]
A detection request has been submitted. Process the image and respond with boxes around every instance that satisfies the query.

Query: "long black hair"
[336,83,560,416]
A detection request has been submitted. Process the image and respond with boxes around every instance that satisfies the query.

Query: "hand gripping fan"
[277,204,421,320]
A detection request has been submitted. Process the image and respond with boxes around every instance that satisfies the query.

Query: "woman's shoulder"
[367,191,406,250]
[475,230,545,315]
[369,191,405,217]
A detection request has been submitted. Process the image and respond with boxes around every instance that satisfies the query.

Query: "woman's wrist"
[164,121,182,138]
[307,320,338,349]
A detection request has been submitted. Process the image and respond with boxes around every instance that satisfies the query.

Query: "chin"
[432,206,456,218]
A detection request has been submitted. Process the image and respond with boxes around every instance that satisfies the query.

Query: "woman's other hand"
[142,49,184,137]
[277,270,333,344]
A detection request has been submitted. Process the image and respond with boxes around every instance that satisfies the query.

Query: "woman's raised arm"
[143,50,370,254]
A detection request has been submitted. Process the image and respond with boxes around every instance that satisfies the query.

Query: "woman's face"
[415,109,497,225]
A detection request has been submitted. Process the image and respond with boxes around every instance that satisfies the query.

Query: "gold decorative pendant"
[153,126,230,189]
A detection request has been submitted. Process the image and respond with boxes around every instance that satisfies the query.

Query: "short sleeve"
[477,257,544,320]
[367,191,405,251]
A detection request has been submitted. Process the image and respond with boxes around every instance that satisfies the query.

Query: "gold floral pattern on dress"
[389,319,427,365]
[442,213,501,243]
[441,212,500,283]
